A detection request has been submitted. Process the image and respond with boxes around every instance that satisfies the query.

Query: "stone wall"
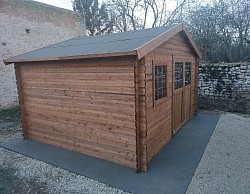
[0,0,85,108]
[198,62,250,113]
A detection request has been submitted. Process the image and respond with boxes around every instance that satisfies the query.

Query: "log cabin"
[4,23,202,172]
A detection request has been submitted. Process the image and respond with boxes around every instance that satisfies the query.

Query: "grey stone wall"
[0,0,85,108]
[198,62,250,113]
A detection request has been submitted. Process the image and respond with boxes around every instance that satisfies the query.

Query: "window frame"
[153,64,167,106]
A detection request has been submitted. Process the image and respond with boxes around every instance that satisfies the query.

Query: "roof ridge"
[76,25,176,40]
[49,35,158,48]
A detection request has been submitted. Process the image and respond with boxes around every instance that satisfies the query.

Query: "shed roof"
[4,23,201,64]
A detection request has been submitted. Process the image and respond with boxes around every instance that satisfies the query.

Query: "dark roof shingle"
[5,24,177,63]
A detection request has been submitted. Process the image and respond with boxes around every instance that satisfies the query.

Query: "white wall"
[0,0,85,107]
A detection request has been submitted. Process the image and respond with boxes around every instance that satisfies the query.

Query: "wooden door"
[172,62,192,134]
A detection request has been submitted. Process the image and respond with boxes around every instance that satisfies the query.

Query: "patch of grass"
[0,166,49,194]
[0,106,21,123]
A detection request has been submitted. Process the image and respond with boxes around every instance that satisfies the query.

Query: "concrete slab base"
[0,122,15,128]
[1,114,219,194]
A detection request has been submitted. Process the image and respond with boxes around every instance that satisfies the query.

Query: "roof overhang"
[4,51,137,65]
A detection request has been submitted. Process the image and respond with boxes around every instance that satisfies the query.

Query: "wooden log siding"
[19,57,138,169]
[144,32,196,162]
[6,24,201,172]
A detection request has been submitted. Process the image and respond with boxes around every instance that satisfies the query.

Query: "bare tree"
[73,0,250,62]
[187,0,250,62]
[228,0,250,61]
[72,0,115,35]
[106,0,192,31]
[106,0,144,31]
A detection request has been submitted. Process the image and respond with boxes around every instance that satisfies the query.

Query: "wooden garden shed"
[4,23,202,172]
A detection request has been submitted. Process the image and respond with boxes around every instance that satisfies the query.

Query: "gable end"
[136,23,202,59]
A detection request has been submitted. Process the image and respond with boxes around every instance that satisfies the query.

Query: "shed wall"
[144,32,196,162]
[17,57,137,169]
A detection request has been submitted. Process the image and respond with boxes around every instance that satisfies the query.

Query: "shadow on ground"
[0,166,48,194]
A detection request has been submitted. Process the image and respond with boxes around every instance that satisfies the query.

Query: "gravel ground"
[1,110,250,194]
[0,124,129,194]
[186,113,250,194]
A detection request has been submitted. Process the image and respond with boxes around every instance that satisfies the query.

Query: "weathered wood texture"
[19,57,137,169]
[143,32,196,162]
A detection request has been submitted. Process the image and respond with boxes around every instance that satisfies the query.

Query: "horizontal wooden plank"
[29,132,137,169]
[167,38,189,47]
[161,42,194,53]
[27,113,136,136]
[21,71,134,80]
[29,128,136,159]
[23,87,134,101]
[25,102,135,122]
[23,98,135,117]
[21,65,134,73]
[22,86,134,96]
[27,118,135,142]
[17,58,139,170]
[25,107,136,129]
[22,83,135,95]
[147,129,171,151]
[147,132,171,162]
[23,95,135,113]
[27,121,136,152]
[150,47,194,57]
[22,78,134,87]
[147,120,171,143]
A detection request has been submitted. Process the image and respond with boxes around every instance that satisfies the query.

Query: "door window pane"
[175,62,183,90]
[185,62,191,86]
[155,66,167,101]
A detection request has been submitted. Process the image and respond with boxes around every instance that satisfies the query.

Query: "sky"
[34,0,177,11]
[34,0,212,28]
[34,0,178,28]
[35,0,73,10]
[35,0,213,11]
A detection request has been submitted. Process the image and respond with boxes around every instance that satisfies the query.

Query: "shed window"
[185,62,191,86]
[154,65,167,101]
[174,62,183,90]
